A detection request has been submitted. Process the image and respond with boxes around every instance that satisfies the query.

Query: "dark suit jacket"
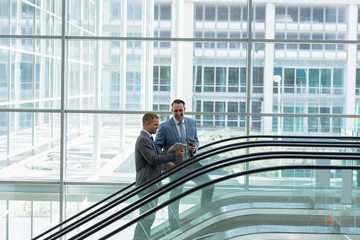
[135,130,176,187]
[155,117,199,157]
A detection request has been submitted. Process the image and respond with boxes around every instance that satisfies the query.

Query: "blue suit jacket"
[155,117,199,157]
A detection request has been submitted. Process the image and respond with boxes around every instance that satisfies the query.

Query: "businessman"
[155,99,214,231]
[133,112,184,240]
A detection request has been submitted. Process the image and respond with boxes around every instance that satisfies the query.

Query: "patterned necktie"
[179,122,186,144]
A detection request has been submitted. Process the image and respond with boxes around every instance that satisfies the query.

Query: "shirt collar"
[173,117,184,126]
[141,129,152,139]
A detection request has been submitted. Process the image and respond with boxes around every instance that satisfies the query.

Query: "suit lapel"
[142,131,158,154]
[152,140,159,154]
[170,117,181,142]
[183,118,189,142]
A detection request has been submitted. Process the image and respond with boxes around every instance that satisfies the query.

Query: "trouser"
[133,185,159,240]
[167,162,214,230]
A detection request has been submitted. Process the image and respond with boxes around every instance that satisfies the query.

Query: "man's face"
[172,103,186,122]
[147,118,160,134]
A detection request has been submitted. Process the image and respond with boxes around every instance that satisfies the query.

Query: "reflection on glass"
[0,113,60,181]
[2,1,360,238]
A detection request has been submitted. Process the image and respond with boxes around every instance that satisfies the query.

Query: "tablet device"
[168,142,187,152]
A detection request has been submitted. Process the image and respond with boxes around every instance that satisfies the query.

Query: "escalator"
[34,136,360,239]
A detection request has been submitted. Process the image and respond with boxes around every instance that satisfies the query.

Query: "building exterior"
[0,0,359,239]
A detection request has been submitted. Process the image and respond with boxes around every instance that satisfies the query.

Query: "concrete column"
[182,2,194,111]
[93,0,103,170]
[119,0,127,151]
[342,5,356,202]
[141,0,154,110]
[263,3,275,134]
[345,5,357,130]
[316,159,330,187]
[171,0,194,110]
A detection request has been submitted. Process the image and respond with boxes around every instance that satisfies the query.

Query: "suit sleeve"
[155,125,166,153]
[193,120,200,149]
[187,118,199,155]
[138,137,175,166]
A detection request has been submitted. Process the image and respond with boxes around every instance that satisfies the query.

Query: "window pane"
[255,6,265,22]
[356,69,360,95]
[216,67,226,92]
[333,68,344,95]
[228,102,238,122]
[313,7,324,23]
[203,101,213,126]
[321,69,331,94]
[217,6,228,21]
[252,67,264,94]
[325,7,336,23]
[288,7,298,22]
[204,67,214,92]
[205,5,215,21]
[195,5,203,21]
[215,102,225,126]
[296,68,306,93]
[284,68,295,93]
[338,7,345,23]
[320,107,330,133]
[228,67,239,92]
[308,107,319,132]
[309,69,319,94]
[230,6,241,21]
[160,4,171,20]
[300,7,310,22]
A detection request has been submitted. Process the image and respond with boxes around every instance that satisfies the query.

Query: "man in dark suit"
[133,112,184,240]
[155,99,214,231]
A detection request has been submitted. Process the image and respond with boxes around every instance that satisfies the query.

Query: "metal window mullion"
[31,200,34,238]
[246,0,252,136]
[59,0,68,224]
[244,0,253,190]
[6,200,9,240]
[32,5,37,156]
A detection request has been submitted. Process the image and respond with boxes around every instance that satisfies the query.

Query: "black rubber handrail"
[99,161,360,239]
[32,182,135,240]
[41,139,359,240]
[198,134,360,150]
[41,139,358,240]
[70,151,360,239]
[34,133,240,240]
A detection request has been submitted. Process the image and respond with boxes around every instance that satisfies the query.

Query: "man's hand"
[188,143,196,153]
[166,162,175,170]
[175,148,184,157]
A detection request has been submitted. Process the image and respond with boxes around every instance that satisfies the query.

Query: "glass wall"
[0,0,359,239]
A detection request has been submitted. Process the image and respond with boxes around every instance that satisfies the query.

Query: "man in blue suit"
[155,99,214,231]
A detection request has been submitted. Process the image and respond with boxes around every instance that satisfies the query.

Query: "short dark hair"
[171,99,185,108]
[142,112,158,126]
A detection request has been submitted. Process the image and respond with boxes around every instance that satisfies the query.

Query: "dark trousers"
[133,185,159,240]
[168,161,214,231]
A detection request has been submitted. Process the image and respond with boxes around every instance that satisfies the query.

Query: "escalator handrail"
[189,140,360,165]
[71,151,360,239]
[42,140,360,240]
[198,134,360,150]
[41,139,358,239]
[32,182,135,240]
[100,162,360,240]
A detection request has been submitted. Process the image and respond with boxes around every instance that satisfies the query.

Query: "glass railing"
[34,136,360,239]
[32,182,135,240]
[197,135,360,152]
[79,153,360,239]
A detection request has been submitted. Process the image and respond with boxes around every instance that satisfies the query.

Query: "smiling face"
[171,102,186,122]
[145,117,159,135]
